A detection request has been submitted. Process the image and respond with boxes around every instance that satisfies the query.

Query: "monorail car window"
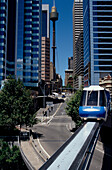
[87,91,98,106]
[105,90,110,103]
[80,91,86,106]
[99,90,106,106]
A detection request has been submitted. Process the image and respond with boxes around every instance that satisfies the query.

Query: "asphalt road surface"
[89,141,112,170]
[32,101,73,156]
[32,100,112,170]
[89,121,112,170]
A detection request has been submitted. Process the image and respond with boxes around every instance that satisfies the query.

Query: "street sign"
[46,102,53,105]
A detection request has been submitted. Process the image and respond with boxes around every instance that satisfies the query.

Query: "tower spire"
[53,0,55,7]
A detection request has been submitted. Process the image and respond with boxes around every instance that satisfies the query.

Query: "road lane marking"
[96,147,112,158]
[47,122,96,170]
[37,102,69,162]
[37,138,51,159]
[95,145,112,158]
[66,124,74,134]
[47,103,63,125]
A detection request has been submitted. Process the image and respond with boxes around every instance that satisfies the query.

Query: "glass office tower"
[0,0,42,88]
[83,0,112,86]
[16,0,24,81]
[0,0,8,83]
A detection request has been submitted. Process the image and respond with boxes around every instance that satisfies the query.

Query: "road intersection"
[32,101,74,157]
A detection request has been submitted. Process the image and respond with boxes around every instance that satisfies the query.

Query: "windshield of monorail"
[80,90,106,106]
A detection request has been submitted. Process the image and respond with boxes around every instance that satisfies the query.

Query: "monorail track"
[39,122,101,170]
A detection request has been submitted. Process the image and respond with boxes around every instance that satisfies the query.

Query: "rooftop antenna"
[53,0,55,7]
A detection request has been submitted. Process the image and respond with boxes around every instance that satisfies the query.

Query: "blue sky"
[42,0,74,85]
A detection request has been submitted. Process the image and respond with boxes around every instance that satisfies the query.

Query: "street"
[32,101,74,156]
[89,141,112,170]
[31,100,112,169]
[89,120,112,170]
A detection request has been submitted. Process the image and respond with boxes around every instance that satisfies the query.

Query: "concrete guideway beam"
[39,122,100,170]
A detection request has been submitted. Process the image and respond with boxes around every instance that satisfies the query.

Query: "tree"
[0,76,36,129]
[66,83,72,88]
[66,89,83,128]
[0,140,27,170]
[74,74,78,81]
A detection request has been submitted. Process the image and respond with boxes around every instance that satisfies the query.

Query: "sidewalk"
[21,140,44,170]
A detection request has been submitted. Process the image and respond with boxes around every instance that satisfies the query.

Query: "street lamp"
[43,84,47,108]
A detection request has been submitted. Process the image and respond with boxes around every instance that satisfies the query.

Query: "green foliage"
[0,140,27,170]
[66,89,83,128]
[0,76,36,129]
[66,83,72,88]
[74,74,78,81]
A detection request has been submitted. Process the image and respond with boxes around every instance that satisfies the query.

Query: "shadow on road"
[36,96,65,109]
[31,131,43,139]
[99,115,112,170]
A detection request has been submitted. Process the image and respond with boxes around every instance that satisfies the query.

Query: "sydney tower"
[50,0,58,80]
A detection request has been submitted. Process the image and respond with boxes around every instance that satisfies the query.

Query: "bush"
[0,140,27,170]
[66,89,83,128]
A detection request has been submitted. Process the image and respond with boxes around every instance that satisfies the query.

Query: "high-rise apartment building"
[68,57,73,69]
[65,69,73,88]
[99,74,112,110]
[41,4,50,82]
[65,56,73,88]
[0,0,42,88]
[73,0,84,89]
[83,0,112,87]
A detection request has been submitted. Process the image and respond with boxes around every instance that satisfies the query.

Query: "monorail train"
[79,86,110,121]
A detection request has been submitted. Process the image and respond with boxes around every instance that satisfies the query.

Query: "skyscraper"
[0,0,16,82]
[68,57,73,69]
[83,0,112,86]
[41,4,50,83]
[73,0,84,89]
[0,0,42,88]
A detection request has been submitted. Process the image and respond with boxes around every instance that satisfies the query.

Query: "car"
[62,95,65,98]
